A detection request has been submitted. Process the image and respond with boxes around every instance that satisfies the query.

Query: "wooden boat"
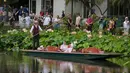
[22,50,122,60]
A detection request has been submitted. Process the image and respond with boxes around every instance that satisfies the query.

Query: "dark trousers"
[67,24,71,31]
[87,24,93,32]
[110,29,115,35]
[9,19,14,27]
[33,34,39,50]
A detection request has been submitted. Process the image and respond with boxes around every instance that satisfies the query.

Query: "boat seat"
[46,46,60,52]
[79,47,102,53]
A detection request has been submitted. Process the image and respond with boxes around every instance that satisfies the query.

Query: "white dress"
[19,16,25,28]
[25,16,31,28]
[60,44,68,52]
[123,21,130,34]
[60,43,73,53]
[75,16,81,26]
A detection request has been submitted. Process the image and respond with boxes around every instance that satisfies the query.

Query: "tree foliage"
[65,0,105,16]
[109,0,130,8]
[6,0,18,4]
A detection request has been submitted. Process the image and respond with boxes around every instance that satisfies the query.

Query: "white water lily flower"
[46,29,54,32]
[71,31,77,34]
[84,29,91,34]
[99,31,102,35]
[13,29,17,32]
[86,31,91,34]
[99,35,103,38]
[87,34,92,38]
[73,41,78,44]
[7,30,11,33]
[22,28,28,32]
[118,36,121,38]
[48,29,52,31]
[51,30,54,32]
[12,29,18,34]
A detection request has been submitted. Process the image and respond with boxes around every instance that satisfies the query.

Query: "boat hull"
[22,50,122,60]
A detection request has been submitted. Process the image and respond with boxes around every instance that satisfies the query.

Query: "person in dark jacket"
[30,20,42,50]
[67,14,72,31]
[62,11,65,18]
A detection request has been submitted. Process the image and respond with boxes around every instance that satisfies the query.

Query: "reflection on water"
[0,53,130,73]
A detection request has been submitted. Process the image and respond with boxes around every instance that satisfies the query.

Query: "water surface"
[0,53,130,73]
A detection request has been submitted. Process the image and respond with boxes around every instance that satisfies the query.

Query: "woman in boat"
[60,42,73,53]
[30,20,42,50]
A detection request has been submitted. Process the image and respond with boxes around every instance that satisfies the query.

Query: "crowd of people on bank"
[0,4,130,53]
[0,4,30,27]
[1,4,129,36]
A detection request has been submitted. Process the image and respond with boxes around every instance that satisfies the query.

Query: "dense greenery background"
[0,15,129,55]
[0,25,130,55]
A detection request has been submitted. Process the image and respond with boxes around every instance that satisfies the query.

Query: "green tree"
[110,0,130,8]
[109,0,130,16]
[5,0,18,4]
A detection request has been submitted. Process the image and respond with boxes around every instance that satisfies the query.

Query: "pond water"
[0,53,130,73]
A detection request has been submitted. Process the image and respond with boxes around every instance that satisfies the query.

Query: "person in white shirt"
[30,20,42,50]
[75,13,81,28]
[19,14,25,28]
[123,17,130,35]
[43,14,51,26]
[60,42,73,53]
[25,13,31,28]
[60,42,68,52]
[66,43,73,53]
